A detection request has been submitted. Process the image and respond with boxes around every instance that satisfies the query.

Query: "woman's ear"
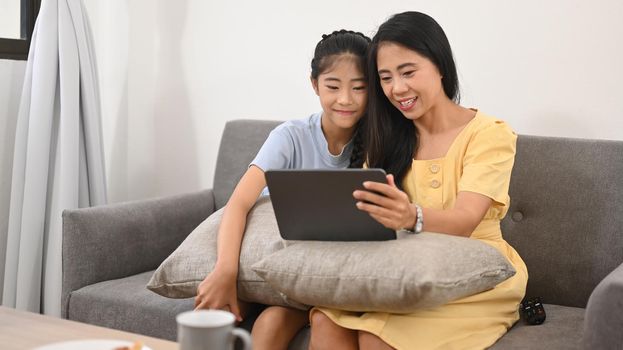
[310,77,320,96]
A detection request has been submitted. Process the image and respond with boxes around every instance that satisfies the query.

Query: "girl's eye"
[353,86,367,91]
[326,85,339,90]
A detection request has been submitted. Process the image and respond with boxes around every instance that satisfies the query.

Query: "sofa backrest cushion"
[502,135,623,308]
[213,119,282,209]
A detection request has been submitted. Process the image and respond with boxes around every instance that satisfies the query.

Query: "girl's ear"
[310,77,320,96]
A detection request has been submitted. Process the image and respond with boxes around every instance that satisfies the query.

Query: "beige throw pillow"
[147,196,306,309]
[252,232,516,313]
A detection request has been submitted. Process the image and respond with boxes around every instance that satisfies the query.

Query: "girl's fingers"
[230,302,243,322]
[194,300,207,310]
[194,294,204,308]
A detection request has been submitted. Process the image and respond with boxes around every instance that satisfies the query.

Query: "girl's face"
[376,42,445,121]
[312,55,367,133]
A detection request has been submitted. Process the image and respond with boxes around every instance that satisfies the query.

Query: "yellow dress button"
[431,179,440,188]
[430,164,440,173]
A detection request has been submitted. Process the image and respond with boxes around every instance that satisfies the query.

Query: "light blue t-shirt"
[251,112,354,194]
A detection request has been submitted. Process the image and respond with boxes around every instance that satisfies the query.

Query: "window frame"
[0,0,42,60]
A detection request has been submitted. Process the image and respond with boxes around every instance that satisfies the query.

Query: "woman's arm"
[194,165,266,318]
[353,174,491,237]
[419,191,491,236]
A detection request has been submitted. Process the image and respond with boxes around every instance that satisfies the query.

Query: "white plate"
[33,339,153,350]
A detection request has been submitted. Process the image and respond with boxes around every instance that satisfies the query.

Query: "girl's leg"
[309,310,357,350]
[358,331,395,350]
[251,306,309,350]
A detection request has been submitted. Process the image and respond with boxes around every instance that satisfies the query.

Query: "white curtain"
[2,0,107,316]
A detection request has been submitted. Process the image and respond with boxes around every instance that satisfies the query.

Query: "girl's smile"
[333,109,358,116]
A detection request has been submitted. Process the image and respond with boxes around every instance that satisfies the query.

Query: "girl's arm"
[194,165,266,319]
[353,174,491,237]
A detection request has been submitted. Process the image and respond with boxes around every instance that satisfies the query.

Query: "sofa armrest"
[583,262,623,349]
[61,189,215,318]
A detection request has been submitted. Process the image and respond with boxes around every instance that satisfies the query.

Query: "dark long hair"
[366,11,460,186]
[310,29,371,168]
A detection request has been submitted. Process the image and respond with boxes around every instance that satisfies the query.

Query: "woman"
[309,12,528,350]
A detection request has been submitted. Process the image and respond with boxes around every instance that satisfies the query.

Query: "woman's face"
[376,42,445,121]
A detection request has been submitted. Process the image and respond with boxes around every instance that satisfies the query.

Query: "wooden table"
[0,306,178,350]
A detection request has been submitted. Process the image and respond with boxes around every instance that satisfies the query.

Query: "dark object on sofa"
[520,297,546,325]
[62,120,623,349]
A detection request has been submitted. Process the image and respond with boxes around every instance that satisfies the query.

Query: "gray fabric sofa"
[62,119,623,349]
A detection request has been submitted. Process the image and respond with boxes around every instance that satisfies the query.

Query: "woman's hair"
[365,11,460,186]
[310,29,371,169]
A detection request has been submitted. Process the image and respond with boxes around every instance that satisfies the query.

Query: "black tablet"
[265,169,397,241]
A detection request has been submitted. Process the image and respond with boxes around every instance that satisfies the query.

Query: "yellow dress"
[316,110,528,350]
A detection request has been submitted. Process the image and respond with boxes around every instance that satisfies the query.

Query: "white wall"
[0,59,27,299]
[82,0,623,205]
[0,0,21,39]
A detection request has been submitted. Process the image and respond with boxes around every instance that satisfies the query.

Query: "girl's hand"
[353,174,417,231]
[194,268,243,321]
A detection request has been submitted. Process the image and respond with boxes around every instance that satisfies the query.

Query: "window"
[0,0,42,60]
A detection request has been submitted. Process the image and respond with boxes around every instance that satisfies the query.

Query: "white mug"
[176,310,252,350]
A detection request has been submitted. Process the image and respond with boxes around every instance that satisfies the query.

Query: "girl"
[194,30,371,349]
[309,12,528,350]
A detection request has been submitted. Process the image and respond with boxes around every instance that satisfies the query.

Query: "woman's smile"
[397,97,418,112]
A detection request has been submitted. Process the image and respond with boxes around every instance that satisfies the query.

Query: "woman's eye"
[353,86,367,91]
[403,70,415,77]
[380,76,392,83]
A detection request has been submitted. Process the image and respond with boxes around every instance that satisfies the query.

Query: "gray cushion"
[68,271,194,341]
[147,197,304,309]
[252,233,516,313]
[68,271,263,342]
[502,136,623,307]
[490,304,585,350]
